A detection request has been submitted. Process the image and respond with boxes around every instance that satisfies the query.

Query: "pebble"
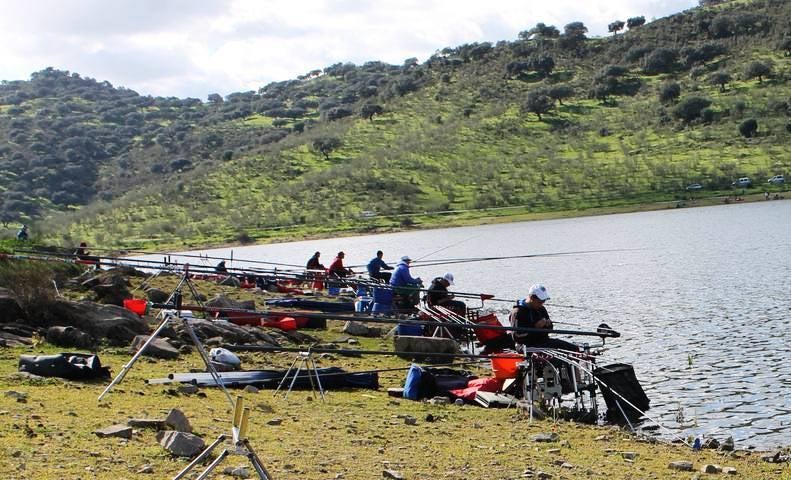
[531,432,559,443]
[621,452,638,460]
[243,385,259,394]
[403,416,417,426]
[136,464,154,474]
[267,418,283,426]
[701,464,721,474]
[382,469,404,479]
[722,466,738,475]
[668,460,694,471]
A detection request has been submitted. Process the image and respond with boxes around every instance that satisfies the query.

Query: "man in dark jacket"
[367,250,393,282]
[510,284,578,352]
[427,272,466,314]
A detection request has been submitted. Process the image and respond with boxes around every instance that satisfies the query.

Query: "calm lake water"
[163,200,791,449]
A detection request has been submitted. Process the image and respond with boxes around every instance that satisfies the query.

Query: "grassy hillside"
[1,0,789,249]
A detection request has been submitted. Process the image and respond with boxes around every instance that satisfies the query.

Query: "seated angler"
[328,251,354,278]
[426,272,467,315]
[510,284,579,353]
[367,250,393,282]
[389,256,422,309]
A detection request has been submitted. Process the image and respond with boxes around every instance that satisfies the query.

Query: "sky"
[0,0,699,100]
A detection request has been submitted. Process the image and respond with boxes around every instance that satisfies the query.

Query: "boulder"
[145,288,170,304]
[0,288,25,323]
[205,295,256,312]
[156,430,205,457]
[343,321,382,337]
[47,300,149,345]
[80,269,133,305]
[218,276,241,287]
[393,335,461,361]
[46,326,94,349]
[130,335,180,360]
[164,408,192,432]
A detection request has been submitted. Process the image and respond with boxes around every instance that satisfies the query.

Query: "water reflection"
[168,200,791,449]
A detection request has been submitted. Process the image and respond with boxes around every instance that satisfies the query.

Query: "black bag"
[18,353,111,380]
[593,363,650,424]
[420,367,476,398]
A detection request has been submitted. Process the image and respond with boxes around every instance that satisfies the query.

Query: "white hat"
[528,283,550,301]
[400,256,412,263]
[442,272,454,285]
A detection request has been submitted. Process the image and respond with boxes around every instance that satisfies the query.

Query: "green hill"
[1,0,789,249]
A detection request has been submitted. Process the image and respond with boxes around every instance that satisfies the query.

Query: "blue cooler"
[372,302,392,314]
[355,296,373,312]
[327,285,341,295]
[373,288,393,305]
[397,323,423,336]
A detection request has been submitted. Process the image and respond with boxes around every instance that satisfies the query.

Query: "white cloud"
[0,0,697,99]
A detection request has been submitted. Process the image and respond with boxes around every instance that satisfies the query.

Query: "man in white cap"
[427,272,466,314]
[510,284,578,351]
[389,256,422,310]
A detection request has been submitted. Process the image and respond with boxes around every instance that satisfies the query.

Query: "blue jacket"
[367,257,392,276]
[390,261,420,287]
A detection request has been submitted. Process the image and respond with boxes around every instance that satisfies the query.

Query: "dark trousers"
[370,271,391,282]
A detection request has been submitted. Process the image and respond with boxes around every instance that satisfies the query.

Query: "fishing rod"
[157,302,621,339]
[12,249,633,315]
[409,247,644,269]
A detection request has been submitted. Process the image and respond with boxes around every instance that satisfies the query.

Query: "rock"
[136,464,154,474]
[621,452,638,460]
[560,462,573,469]
[0,330,33,347]
[393,335,461,361]
[382,469,404,479]
[429,396,450,405]
[342,321,382,337]
[178,384,199,395]
[205,295,256,312]
[223,466,250,478]
[165,409,192,433]
[94,424,133,439]
[266,418,282,426]
[454,398,464,406]
[701,437,720,449]
[537,471,553,479]
[668,461,694,471]
[387,388,404,397]
[127,418,166,430]
[403,415,417,426]
[45,326,94,349]
[145,288,170,304]
[0,288,25,323]
[760,451,782,463]
[532,433,560,443]
[722,466,738,475]
[719,436,734,452]
[701,464,722,474]
[46,299,149,345]
[130,335,180,359]
[4,391,28,402]
[243,385,259,394]
[218,276,241,287]
[156,430,205,457]
[80,269,133,305]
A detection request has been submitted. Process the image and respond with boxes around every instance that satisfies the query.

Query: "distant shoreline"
[170,192,787,253]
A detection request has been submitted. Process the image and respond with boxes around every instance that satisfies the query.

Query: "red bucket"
[491,353,523,379]
[473,313,506,343]
[123,298,148,316]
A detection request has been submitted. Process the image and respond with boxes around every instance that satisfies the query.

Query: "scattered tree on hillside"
[708,71,732,92]
[738,118,758,138]
[505,61,530,79]
[643,48,679,74]
[780,38,791,56]
[659,82,681,104]
[608,20,625,35]
[560,22,588,51]
[709,14,735,39]
[682,42,728,67]
[522,88,554,120]
[527,53,556,78]
[744,60,772,83]
[361,103,384,121]
[673,96,713,122]
[548,84,574,105]
[627,16,646,29]
[207,93,223,104]
[520,23,560,41]
[312,137,342,160]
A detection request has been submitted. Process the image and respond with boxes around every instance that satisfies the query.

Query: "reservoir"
[166,200,791,449]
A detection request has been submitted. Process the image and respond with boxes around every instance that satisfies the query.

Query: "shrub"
[0,259,64,320]
[659,82,681,104]
[739,118,758,138]
[673,96,712,121]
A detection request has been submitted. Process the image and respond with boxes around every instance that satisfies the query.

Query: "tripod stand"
[173,396,273,479]
[98,268,234,407]
[274,349,325,402]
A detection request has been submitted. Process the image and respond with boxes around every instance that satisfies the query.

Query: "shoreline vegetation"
[0,262,788,479]
[117,190,786,253]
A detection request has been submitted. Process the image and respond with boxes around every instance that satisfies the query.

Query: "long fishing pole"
[410,247,644,269]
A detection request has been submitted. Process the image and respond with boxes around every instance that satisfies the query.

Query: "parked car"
[732,177,752,188]
[685,183,703,191]
[768,175,785,185]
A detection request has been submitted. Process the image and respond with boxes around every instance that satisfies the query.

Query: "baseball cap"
[400,256,412,263]
[528,283,550,301]
[443,272,454,285]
